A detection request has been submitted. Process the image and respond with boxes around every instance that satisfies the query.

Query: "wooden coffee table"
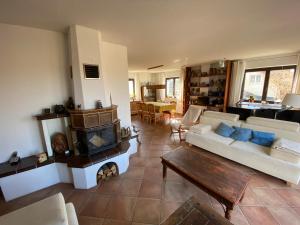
[160,197,233,225]
[161,147,253,220]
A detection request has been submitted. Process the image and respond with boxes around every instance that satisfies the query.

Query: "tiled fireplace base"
[0,138,138,201]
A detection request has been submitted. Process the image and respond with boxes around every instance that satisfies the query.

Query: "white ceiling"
[0,0,300,71]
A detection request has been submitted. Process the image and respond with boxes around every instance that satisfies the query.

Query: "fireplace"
[76,121,120,155]
[69,105,121,156]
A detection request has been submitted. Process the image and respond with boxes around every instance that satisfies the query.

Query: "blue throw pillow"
[250,130,275,147]
[230,126,252,142]
[215,122,235,137]
[251,138,274,147]
[252,130,275,140]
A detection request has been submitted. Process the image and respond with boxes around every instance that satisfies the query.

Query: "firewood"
[107,171,113,177]
[110,165,117,173]
[102,165,109,170]
[111,169,117,174]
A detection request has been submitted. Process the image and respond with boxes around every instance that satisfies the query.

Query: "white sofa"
[0,193,78,225]
[186,111,300,184]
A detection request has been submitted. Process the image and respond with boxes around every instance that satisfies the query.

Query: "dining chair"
[148,104,163,125]
[130,101,138,116]
[163,101,177,120]
[136,102,143,119]
[141,103,150,122]
[170,105,205,141]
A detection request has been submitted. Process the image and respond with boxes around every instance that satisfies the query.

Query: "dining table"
[145,101,176,113]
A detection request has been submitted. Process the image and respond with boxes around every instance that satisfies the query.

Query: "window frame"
[240,65,297,103]
[128,78,135,98]
[165,77,180,98]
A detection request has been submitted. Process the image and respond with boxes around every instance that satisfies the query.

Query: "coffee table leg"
[163,163,167,180]
[225,207,233,220]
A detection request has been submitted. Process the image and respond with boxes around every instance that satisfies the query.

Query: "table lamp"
[282,93,300,109]
[275,93,300,119]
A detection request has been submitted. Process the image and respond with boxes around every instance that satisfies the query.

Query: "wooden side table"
[160,197,233,225]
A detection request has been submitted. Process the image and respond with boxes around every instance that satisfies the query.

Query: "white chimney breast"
[69,25,107,109]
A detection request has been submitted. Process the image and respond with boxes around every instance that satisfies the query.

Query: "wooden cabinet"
[141,85,166,102]
[183,61,232,113]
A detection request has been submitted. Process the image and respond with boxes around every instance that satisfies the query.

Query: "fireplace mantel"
[69,105,118,129]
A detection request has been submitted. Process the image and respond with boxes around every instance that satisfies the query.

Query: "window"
[241,66,296,103]
[242,71,266,101]
[166,77,180,98]
[128,79,135,99]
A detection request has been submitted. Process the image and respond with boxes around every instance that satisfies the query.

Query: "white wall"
[102,42,131,127]
[0,23,70,163]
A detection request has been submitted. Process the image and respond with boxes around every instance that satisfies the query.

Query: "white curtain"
[294,54,300,94]
[228,60,246,106]
[176,67,185,114]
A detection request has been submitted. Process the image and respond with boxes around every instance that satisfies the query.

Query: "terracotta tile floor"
[1,117,300,225]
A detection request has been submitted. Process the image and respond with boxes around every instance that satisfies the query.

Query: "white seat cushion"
[200,131,235,145]
[272,138,300,156]
[270,138,300,163]
[190,124,211,135]
[229,141,300,183]
[0,193,68,225]
[230,141,270,156]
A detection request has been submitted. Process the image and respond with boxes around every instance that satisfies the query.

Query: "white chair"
[170,105,206,141]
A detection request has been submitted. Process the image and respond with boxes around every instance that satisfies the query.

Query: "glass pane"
[166,79,174,97]
[242,71,266,101]
[174,78,180,98]
[128,80,135,98]
[267,69,295,102]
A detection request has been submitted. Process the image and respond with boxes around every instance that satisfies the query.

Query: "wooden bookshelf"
[183,61,232,113]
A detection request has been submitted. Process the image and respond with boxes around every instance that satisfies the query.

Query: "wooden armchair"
[170,105,205,141]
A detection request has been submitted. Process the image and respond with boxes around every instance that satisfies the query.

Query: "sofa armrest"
[66,203,79,225]
[190,124,212,135]
[0,193,68,225]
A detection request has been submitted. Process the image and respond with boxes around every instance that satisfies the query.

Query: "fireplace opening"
[97,162,118,184]
[76,122,119,156]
